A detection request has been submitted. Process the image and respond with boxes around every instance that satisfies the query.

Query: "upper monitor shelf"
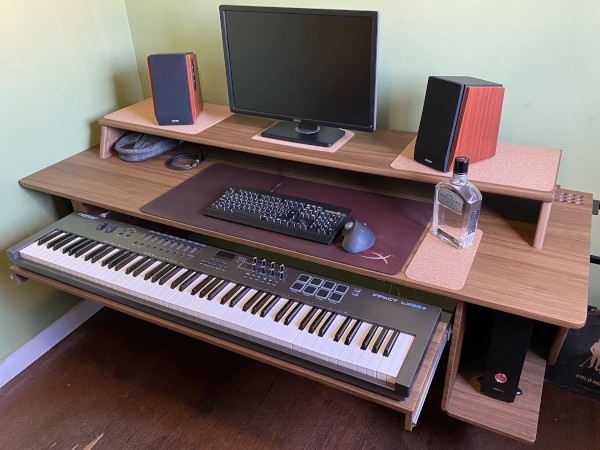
[98,99,561,248]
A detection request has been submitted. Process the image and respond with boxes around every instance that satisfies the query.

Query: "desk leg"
[99,125,126,159]
[547,326,569,365]
[533,201,553,249]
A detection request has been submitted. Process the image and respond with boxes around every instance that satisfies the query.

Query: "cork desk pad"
[141,163,432,275]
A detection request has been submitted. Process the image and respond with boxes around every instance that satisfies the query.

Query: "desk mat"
[140,163,432,275]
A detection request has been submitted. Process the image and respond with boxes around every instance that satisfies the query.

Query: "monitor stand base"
[261,121,345,148]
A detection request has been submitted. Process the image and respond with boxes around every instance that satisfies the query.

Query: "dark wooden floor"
[1,308,598,450]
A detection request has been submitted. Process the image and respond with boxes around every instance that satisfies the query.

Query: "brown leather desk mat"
[141,163,432,275]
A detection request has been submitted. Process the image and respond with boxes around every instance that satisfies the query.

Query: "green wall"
[0,1,143,360]
[2,0,598,362]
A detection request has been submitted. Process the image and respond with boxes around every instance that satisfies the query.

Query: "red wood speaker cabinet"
[414,76,504,172]
[147,53,203,126]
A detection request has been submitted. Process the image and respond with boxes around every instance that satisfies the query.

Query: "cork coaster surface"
[252,129,354,153]
[405,228,483,290]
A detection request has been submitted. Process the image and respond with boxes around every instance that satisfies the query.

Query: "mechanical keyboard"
[7,212,444,399]
[202,186,352,244]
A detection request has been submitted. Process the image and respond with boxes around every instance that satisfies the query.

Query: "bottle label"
[437,189,464,214]
[467,209,480,234]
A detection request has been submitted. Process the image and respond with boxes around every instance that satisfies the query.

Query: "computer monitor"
[219,5,378,147]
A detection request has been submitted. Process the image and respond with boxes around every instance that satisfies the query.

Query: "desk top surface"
[20,142,592,328]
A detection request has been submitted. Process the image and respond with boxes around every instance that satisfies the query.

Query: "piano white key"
[307,314,345,359]
[341,322,371,372]
[356,326,385,376]
[333,319,360,366]
[281,305,312,349]
[384,334,415,384]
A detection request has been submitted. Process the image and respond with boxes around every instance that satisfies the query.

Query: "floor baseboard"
[0,300,103,389]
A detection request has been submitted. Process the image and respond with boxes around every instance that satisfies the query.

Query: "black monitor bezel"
[219,5,378,133]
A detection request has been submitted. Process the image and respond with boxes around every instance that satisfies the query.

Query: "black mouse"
[341,220,376,253]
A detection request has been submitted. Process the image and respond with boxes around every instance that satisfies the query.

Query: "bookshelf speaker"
[414,76,504,172]
[148,53,203,126]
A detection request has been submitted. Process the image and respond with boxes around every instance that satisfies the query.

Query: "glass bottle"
[432,156,482,249]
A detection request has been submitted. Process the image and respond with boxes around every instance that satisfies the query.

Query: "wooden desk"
[13,105,592,443]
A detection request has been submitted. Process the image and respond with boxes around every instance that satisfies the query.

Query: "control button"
[302,285,318,296]
[96,222,108,231]
[309,277,324,287]
[495,373,508,384]
[334,285,349,294]
[290,282,305,292]
[315,288,331,300]
[106,225,118,233]
[329,292,343,303]
[297,274,311,283]
[322,281,336,290]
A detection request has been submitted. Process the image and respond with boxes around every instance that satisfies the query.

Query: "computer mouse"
[341,220,376,253]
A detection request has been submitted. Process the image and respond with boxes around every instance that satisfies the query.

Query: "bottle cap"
[453,156,470,175]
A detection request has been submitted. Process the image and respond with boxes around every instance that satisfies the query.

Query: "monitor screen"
[219,6,378,147]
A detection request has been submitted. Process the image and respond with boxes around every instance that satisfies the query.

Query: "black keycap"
[107,250,131,269]
[334,317,352,342]
[144,262,169,280]
[73,240,99,258]
[114,253,139,271]
[299,307,318,331]
[178,272,201,291]
[308,309,328,334]
[170,269,195,289]
[37,230,62,246]
[199,277,222,298]
[229,286,251,307]
[220,284,242,305]
[158,266,181,285]
[274,299,294,322]
[344,320,363,345]
[151,264,174,283]
[132,258,156,277]
[242,291,264,312]
[51,233,78,251]
[284,303,303,325]
[207,280,228,300]
[84,244,109,262]
[251,293,272,315]
[360,325,377,350]
[67,238,92,256]
[62,237,86,254]
[90,246,115,264]
[318,313,337,337]
[383,330,399,357]
[191,276,214,295]
[260,295,281,317]
[372,327,389,354]
[46,232,70,249]
[102,249,127,267]
[127,256,150,275]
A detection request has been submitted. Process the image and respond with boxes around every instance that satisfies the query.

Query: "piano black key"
[334,317,352,342]
[318,312,337,337]
[51,233,78,250]
[176,272,199,291]
[158,266,182,285]
[260,295,280,317]
[308,309,328,334]
[102,249,127,267]
[46,232,71,249]
[150,263,175,283]
[284,303,303,325]
[84,244,109,262]
[67,238,92,256]
[274,299,294,322]
[242,291,264,312]
[383,330,399,357]
[344,320,363,345]
[251,293,272,315]
[62,237,86,254]
[220,284,243,304]
[114,253,139,271]
[199,277,221,298]
[372,327,388,354]
[107,250,132,269]
[73,240,99,258]
[229,286,250,307]
[132,258,155,277]
[206,280,227,300]
[90,246,115,264]
[360,325,378,350]
[191,276,214,295]
[299,307,318,331]
[37,229,62,246]
[144,261,169,280]
[170,269,195,289]
[127,256,150,275]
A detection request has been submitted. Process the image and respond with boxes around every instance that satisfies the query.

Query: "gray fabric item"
[115,131,179,162]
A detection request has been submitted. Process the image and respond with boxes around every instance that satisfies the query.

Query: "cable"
[165,154,203,170]
[269,162,300,192]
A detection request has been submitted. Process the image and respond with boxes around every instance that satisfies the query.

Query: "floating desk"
[11,100,592,443]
